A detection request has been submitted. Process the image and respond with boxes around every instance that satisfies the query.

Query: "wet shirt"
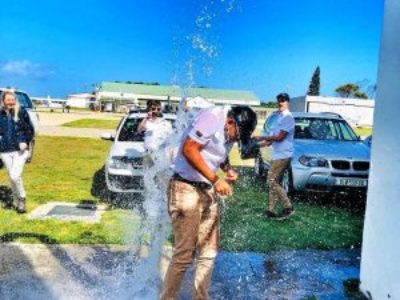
[143,118,173,152]
[271,109,295,160]
[174,107,229,183]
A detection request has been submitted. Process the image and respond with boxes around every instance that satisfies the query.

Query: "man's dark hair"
[228,105,257,143]
[146,99,161,111]
[276,93,290,102]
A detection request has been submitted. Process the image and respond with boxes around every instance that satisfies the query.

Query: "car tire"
[26,140,35,163]
[255,154,267,178]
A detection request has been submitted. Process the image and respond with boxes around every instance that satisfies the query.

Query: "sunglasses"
[277,99,288,103]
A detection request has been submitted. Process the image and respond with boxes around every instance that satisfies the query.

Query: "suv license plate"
[336,178,368,187]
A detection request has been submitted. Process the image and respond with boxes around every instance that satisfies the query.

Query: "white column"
[360,0,400,298]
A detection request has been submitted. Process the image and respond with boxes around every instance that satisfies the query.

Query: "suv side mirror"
[101,133,115,141]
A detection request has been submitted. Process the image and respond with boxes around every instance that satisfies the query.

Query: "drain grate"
[47,205,97,217]
[28,202,107,223]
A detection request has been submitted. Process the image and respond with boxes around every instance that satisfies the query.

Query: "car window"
[336,121,358,141]
[15,92,33,109]
[294,118,358,141]
[118,117,176,142]
[118,118,145,142]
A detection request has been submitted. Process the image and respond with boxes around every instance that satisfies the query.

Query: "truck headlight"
[109,157,131,170]
[299,155,328,167]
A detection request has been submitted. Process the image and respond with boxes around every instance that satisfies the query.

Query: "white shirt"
[174,107,229,183]
[271,109,295,160]
[143,118,173,152]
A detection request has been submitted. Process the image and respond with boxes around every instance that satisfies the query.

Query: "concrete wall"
[360,0,400,298]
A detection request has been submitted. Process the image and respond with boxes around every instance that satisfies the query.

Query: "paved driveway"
[37,112,120,138]
[0,243,360,300]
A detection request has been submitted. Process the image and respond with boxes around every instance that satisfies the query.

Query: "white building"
[95,81,260,112]
[67,93,96,108]
[290,95,374,127]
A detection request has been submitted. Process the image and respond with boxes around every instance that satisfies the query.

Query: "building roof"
[98,81,259,102]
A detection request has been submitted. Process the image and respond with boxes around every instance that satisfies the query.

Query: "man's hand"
[214,178,232,196]
[253,136,272,147]
[19,143,28,151]
[225,169,238,184]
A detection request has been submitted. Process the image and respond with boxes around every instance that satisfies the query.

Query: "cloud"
[0,60,56,78]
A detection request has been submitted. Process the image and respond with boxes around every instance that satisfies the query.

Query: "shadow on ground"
[0,185,13,209]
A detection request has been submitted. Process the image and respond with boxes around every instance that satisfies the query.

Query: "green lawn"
[0,136,364,251]
[221,174,364,251]
[62,118,121,129]
[0,136,140,244]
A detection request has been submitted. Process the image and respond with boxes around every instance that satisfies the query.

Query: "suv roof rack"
[318,112,343,119]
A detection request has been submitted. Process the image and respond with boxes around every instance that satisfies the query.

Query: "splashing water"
[110,1,243,298]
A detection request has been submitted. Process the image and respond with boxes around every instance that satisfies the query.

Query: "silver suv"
[255,112,370,195]
[0,88,39,163]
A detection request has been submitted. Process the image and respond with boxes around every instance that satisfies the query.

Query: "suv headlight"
[109,157,131,170]
[299,155,328,167]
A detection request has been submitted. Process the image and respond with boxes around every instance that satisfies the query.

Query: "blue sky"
[0,0,383,101]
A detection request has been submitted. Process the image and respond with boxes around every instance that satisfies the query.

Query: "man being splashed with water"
[161,105,257,300]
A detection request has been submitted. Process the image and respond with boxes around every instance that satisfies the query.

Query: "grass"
[62,119,120,129]
[0,136,364,250]
[0,136,141,244]
[220,168,364,252]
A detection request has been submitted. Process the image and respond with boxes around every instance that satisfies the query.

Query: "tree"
[307,66,320,96]
[354,91,368,99]
[335,83,360,98]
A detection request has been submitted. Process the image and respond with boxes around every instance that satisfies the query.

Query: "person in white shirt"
[137,100,173,153]
[255,93,295,220]
[161,105,257,300]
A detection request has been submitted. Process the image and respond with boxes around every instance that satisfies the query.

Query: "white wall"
[66,98,89,108]
[290,96,374,126]
[360,0,400,299]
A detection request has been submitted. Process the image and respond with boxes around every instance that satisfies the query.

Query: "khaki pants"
[267,158,292,213]
[160,179,219,300]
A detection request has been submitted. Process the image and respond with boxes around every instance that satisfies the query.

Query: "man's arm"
[264,130,288,142]
[182,137,232,196]
[137,118,148,133]
[254,130,287,144]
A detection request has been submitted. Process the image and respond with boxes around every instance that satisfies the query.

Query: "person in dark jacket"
[0,90,34,213]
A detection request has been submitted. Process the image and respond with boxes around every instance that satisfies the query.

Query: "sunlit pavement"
[0,243,359,299]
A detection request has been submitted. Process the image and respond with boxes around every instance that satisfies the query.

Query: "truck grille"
[331,160,350,170]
